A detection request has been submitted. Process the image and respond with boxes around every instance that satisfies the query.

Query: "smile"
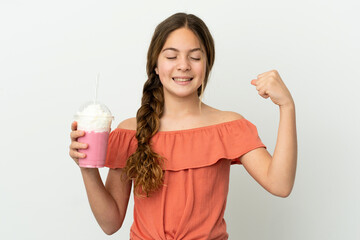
[172,77,193,82]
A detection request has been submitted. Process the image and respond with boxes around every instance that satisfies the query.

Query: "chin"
[166,90,199,98]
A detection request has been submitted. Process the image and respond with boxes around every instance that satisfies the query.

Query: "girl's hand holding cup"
[69,121,88,166]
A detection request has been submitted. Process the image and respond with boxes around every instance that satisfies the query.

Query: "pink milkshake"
[74,102,114,168]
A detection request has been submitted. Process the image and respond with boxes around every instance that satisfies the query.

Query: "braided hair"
[124,13,215,197]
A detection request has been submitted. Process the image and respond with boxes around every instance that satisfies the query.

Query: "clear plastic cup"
[74,101,114,168]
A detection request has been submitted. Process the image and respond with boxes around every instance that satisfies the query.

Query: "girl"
[69,12,297,240]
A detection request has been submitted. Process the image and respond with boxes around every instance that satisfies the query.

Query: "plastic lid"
[74,101,113,118]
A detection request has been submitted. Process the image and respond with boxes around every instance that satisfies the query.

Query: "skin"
[155,28,205,109]
[69,27,297,235]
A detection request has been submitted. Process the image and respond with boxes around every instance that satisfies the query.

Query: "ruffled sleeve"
[105,128,137,169]
[104,118,266,170]
[225,119,267,165]
[151,118,266,170]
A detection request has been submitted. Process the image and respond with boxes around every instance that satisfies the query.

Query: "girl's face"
[155,27,206,99]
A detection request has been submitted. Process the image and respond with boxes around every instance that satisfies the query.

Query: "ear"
[155,67,159,75]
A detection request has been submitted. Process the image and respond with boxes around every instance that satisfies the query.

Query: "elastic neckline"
[115,118,246,135]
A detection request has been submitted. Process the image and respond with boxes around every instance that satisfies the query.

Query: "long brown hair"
[124,13,215,197]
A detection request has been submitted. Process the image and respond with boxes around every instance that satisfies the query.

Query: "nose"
[177,56,191,71]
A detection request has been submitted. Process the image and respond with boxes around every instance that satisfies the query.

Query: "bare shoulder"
[116,117,137,130]
[219,110,245,122]
[204,104,244,123]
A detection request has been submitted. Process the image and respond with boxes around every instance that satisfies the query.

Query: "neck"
[162,93,203,119]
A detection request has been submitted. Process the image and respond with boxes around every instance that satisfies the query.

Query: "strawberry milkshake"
[74,102,114,168]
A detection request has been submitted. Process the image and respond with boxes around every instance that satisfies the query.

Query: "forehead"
[162,28,202,51]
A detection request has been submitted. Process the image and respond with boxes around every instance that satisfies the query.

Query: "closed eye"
[166,57,176,60]
[191,57,201,61]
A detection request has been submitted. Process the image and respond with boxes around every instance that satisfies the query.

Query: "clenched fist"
[251,70,294,108]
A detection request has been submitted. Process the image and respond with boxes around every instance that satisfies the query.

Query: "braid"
[124,72,165,197]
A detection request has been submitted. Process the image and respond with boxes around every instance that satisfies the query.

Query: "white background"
[1,0,359,239]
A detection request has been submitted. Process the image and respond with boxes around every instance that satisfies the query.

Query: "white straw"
[94,73,100,104]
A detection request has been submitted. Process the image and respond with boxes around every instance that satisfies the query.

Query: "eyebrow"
[162,47,203,53]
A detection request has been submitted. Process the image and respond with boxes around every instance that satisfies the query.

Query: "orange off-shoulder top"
[105,118,266,240]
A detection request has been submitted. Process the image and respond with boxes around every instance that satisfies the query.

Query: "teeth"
[173,78,192,82]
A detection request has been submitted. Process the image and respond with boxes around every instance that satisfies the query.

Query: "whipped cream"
[75,103,113,132]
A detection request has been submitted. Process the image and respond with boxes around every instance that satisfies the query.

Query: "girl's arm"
[239,70,297,197]
[70,121,132,235]
[80,168,132,235]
